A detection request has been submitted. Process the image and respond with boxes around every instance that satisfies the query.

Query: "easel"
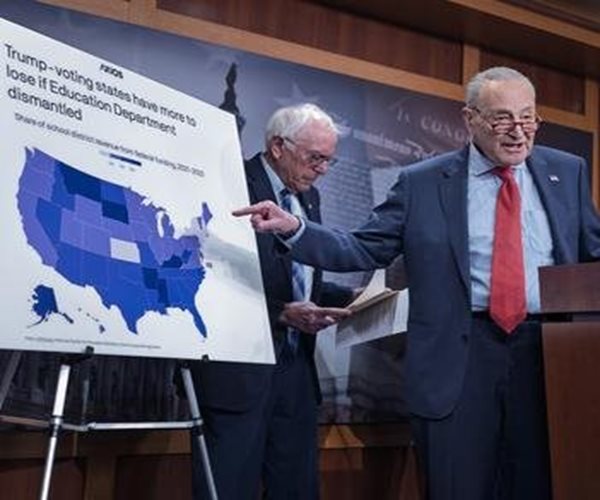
[0,348,218,500]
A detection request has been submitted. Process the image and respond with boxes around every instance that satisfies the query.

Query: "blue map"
[30,284,74,326]
[17,148,211,336]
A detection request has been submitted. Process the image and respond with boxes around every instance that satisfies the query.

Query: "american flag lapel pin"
[548,174,560,183]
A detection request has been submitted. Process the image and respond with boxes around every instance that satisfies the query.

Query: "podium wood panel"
[539,261,600,313]
[542,322,600,500]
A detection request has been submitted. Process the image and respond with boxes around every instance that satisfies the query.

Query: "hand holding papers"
[347,272,398,313]
[280,301,352,335]
[336,269,409,347]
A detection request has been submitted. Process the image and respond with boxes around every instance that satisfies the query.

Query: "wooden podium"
[539,262,600,500]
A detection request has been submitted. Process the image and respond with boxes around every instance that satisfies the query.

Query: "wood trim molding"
[0,423,412,459]
[462,44,481,85]
[39,0,464,101]
[502,0,600,33]
[538,105,594,132]
[156,9,464,100]
[585,80,600,204]
[450,0,600,48]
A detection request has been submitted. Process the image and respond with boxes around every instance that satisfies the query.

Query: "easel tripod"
[0,349,219,500]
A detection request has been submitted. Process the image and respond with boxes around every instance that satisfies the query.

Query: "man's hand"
[279,301,352,335]
[233,201,300,234]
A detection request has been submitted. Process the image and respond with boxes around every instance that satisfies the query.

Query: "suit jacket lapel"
[527,151,568,262]
[245,154,277,204]
[439,148,471,297]
[245,154,294,284]
[297,190,319,223]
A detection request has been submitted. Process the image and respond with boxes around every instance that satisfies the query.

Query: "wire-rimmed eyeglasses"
[282,136,339,167]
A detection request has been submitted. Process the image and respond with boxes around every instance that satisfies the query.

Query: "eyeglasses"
[282,137,338,167]
[470,107,542,135]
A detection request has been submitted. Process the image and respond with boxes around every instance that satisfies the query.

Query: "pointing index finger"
[232,203,265,217]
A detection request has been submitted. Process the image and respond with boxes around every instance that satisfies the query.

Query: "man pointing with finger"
[191,103,354,500]
[234,68,600,500]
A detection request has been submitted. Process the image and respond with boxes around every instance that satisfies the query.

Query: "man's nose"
[506,124,526,137]
[313,161,329,174]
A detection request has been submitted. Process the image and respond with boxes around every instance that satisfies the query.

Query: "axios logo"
[99,63,123,79]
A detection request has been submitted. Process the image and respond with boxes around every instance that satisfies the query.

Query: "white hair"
[264,103,338,146]
[465,66,535,108]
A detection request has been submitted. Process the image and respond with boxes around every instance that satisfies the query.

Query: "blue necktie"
[280,189,305,353]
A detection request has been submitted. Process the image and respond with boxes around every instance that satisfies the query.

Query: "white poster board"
[0,19,274,363]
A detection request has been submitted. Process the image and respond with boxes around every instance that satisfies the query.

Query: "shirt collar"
[468,142,527,178]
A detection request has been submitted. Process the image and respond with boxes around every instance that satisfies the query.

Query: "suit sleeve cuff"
[277,216,306,247]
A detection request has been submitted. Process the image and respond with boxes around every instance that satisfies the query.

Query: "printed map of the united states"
[17,148,211,336]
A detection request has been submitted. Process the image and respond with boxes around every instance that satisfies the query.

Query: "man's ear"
[462,107,475,132]
[268,137,284,160]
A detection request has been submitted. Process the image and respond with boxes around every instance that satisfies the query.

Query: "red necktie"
[489,167,526,333]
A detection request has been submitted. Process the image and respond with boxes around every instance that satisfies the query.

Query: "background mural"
[0,0,593,425]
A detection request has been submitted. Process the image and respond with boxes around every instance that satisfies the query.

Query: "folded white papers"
[336,269,409,348]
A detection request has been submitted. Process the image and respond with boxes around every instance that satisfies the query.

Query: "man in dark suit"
[191,103,354,500]
[235,67,600,500]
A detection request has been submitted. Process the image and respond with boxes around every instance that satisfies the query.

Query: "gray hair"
[265,103,338,145]
[465,67,535,108]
